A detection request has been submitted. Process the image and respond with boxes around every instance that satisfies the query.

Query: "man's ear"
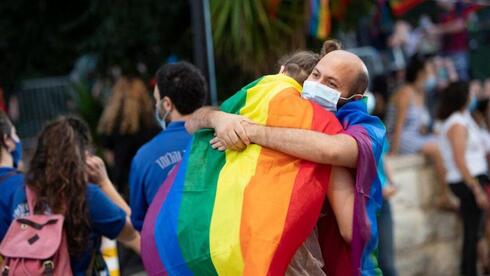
[3,134,14,152]
[162,96,173,112]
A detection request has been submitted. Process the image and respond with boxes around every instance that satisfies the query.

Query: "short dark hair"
[320,39,342,57]
[155,62,207,115]
[406,55,427,83]
[349,66,369,96]
[436,81,470,120]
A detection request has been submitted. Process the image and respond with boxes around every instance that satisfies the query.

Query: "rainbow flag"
[309,0,331,40]
[390,0,424,17]
[319,100,385,276]
[141,74,344,275]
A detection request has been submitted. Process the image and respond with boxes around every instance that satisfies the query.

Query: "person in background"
[129,62,207,231]
[97,77,159,197]
[385,54,454,210]
[431,0,475,81]
[366,92,398,276]
[6,116,140,276]
[97,76,159,275]
[0,111,23,241]
[437,81,489,276]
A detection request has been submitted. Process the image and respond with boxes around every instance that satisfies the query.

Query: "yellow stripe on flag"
[209,75,302,275]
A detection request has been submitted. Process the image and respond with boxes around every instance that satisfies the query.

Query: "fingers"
[234,125,250,145]
[210,137,227,152]
[225,130,246,151]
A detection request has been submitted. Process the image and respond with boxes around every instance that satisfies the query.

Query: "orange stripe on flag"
[240,88,314,275]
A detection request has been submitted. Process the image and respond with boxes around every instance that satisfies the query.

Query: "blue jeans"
[378,199,398,276]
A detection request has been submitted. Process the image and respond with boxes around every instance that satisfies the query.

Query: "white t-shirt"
[439,111,488,183]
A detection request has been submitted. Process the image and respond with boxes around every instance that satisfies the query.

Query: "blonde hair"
[97,77,154,135]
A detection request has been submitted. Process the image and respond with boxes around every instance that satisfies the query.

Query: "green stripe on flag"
[176,77,263,275]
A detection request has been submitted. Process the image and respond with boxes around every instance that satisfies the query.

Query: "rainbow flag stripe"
[319,100,385,276]
[141,74,344,275]
[309,0,331,40]
[390,0,424,17]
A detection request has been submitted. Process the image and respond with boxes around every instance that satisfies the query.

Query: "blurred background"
[1,0,488,141]
[2,1,490,275]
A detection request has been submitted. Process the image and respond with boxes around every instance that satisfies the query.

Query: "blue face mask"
[11,141,22,168]
[468,95,478,112]
[424,76,437,92]
[302,80,341,112]
[155,100,170,130]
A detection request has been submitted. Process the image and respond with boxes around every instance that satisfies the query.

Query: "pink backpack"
[0,187,72,276]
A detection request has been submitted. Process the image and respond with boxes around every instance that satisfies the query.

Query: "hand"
[212,112,252,151]
[475,188,490,210]
[210,136,227,151]
[85,155,111,186]
[382,185,397,199]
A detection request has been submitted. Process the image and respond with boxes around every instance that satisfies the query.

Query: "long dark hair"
[406,54,427,83]
[436,81,470,120]
[0,111,13,156]
[26,116,92,255]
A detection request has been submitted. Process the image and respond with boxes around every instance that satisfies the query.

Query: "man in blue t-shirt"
[129,62,207,231]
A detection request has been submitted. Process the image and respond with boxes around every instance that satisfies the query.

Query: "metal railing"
[15,76,75,139]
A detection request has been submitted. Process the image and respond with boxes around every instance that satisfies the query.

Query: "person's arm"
[244,122,358,168]
[116,218,141,255]
[448,124,489,209]
[184,106,219,133]
[208,115,359,168]
[86,155,131,216]
[186,107,251,151]
[389,88,410,154]
[431,18,466,35]
[128,159,146,231]
[382,156,398,199]
[327,167,355,243]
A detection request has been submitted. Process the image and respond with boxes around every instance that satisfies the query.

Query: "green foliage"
[0,0,193,89]
[330,0,373,33]
[71,82,103,139]
[211,0,306,76]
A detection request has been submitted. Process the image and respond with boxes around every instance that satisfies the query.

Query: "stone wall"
[389,155,461,276]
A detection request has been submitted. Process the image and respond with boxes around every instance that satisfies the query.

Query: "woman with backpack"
[2,116,140,275]
[0,111,23,242]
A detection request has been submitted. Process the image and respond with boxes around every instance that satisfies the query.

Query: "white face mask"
[155,100,170,130]
[302,80,342,112]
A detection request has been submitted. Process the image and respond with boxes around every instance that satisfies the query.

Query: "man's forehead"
[314,55,357,78]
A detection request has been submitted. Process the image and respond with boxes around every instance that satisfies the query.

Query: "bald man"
[187,50,369,174]
[186,50,379,274]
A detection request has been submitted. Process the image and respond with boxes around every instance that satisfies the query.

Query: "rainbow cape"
[319,100,385,276]
[141,74,344,275]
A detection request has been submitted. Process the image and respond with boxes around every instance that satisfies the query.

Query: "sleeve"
[129,156,147,232]
[86,184,127,239]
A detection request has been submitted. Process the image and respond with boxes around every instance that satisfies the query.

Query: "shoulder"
[444,112,466,129]
[393,85,413,103]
